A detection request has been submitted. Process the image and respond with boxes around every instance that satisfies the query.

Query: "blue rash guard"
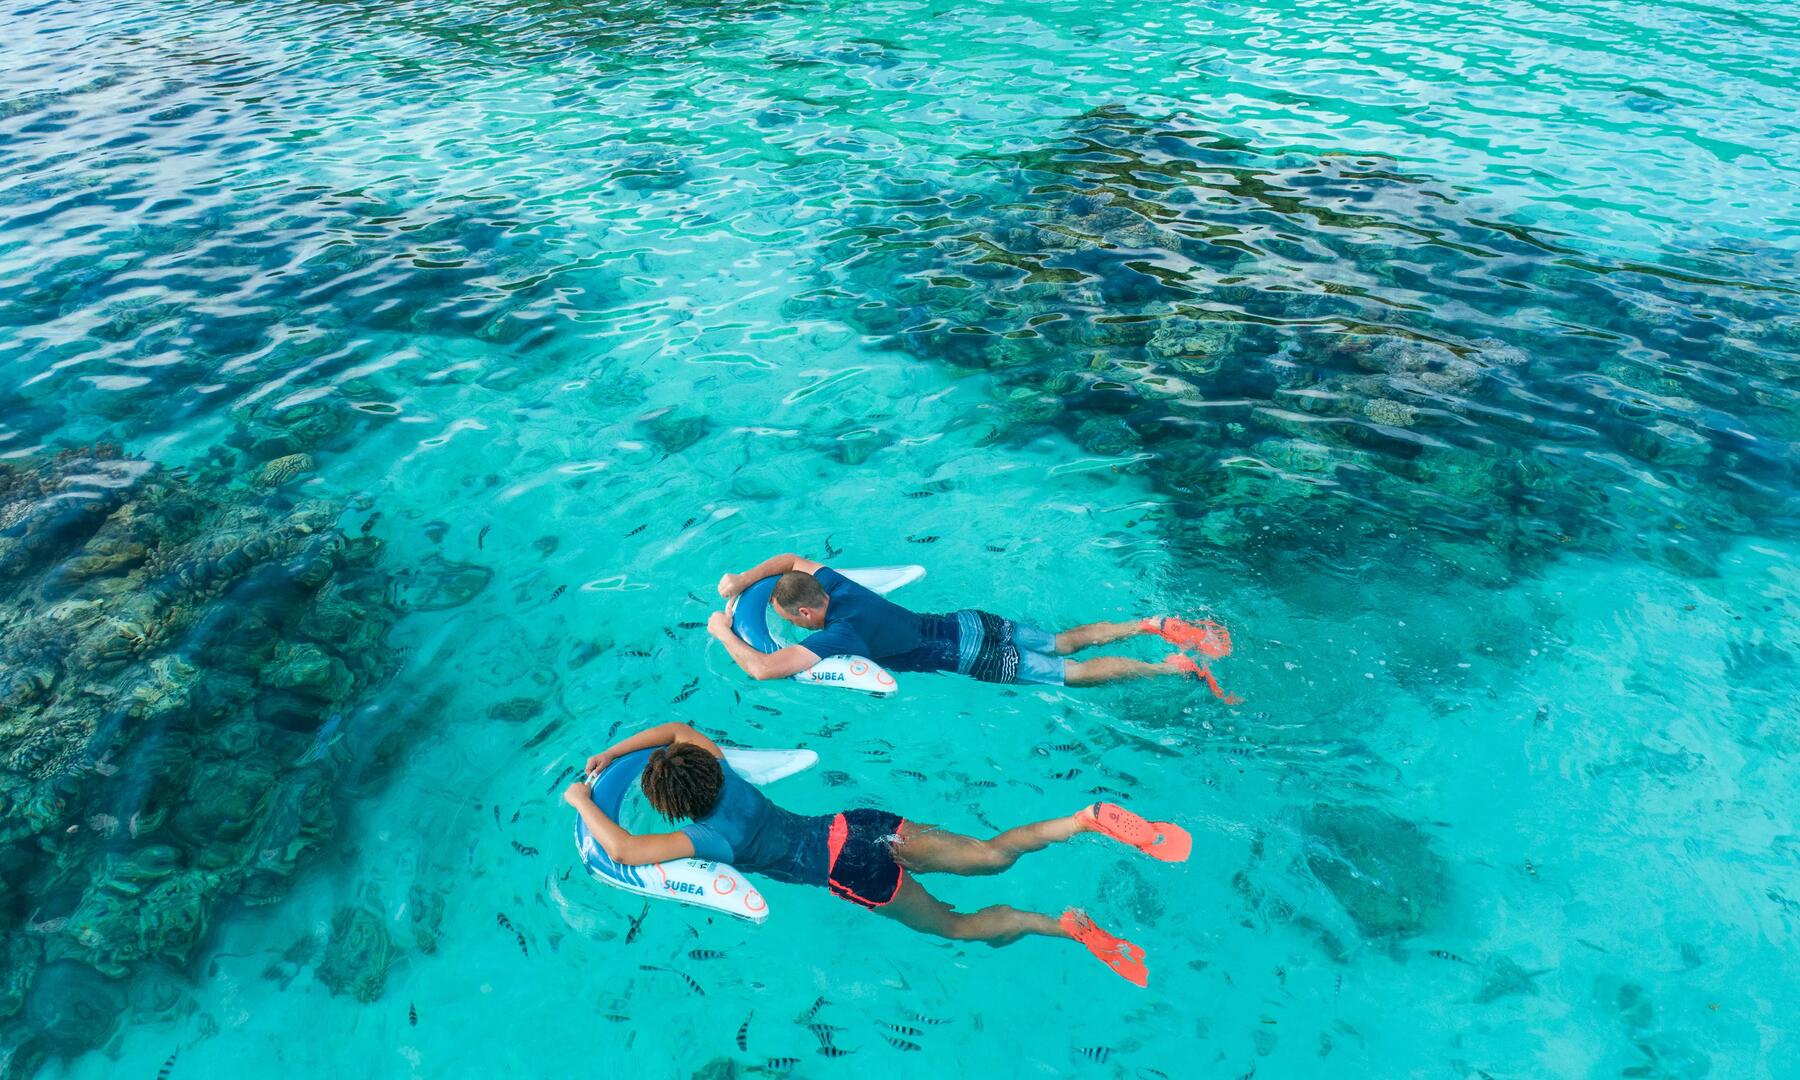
[788,567,1066,684]
[797,566,927,662]
[678,762,831,885]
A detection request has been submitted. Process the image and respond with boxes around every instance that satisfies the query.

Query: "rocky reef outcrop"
[792,106,1800,590]
[0,447,395,1072]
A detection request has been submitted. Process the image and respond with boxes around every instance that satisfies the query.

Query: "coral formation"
[791,106,1799,591]
[0,447,395,1070]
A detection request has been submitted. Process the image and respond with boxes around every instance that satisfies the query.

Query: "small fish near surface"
[511,841,539,857]
[515,931,529,957]
[624,523,647,537]
[797,995,829,1023]
[823,536,842,559]
[671,678,700,704]
[156,1049,179,1079]
[754,1059,800,1076]
[625,902,650,944]
[882,1035,922,1052]
[752,704,781,715]
[905,534,940,544]
[638,964,705,996]
[409,1002,418,1026]
[548,584,566,602]
[293,714,345,766]
[901,1008,952,1026]
[1074,1045,1115,1064]
[1428,949,1471,965]
[478,524,491,549]
[737,1010,753,1051]
[817,1046,857,1058]
[496,912,515,933]
[543,764,576,793]
[689,949,726,961]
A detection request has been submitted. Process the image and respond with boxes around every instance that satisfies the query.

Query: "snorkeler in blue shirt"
[564,721,1189,985]
[706,552,1238,695]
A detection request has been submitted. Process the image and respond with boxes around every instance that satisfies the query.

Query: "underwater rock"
[798,107,1793,594]
[0,935,41,1020]
[263,642,352,701]
[638,408,712,454]
[1362,398,1417,427]
[692,1057,739,1080]
[1301,803,1447,940]
[1075,416,1139,456]
[0,448,397,1045]
[315,906,395,1003]
[20,961,125,1059]
[1146,317,1243,378]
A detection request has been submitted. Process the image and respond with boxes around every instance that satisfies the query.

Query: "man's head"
[640,743,724,821]
[771,570,829,630]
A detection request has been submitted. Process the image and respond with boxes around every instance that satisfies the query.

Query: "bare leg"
[1065,655,1187,686]
[872,876,1065,947]
[1052,619,1160,655]
[894,817,1094,876]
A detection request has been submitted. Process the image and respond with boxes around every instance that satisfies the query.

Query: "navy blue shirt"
[680,763,831,885]
[798,566,925,661]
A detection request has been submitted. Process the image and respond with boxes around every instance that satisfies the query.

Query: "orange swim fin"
[1060,910,1148,987]
[1152,617,1233,659]
[1165,653,1244,705]
[1086,803,1192,863]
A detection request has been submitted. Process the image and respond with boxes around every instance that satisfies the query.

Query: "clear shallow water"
[2,0,1797,1076]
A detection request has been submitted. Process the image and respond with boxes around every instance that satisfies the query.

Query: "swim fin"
[1086,803,1192,863]
[1164,653,1242,705]
[1153,617,1233,658]
[1060,910,1148,987]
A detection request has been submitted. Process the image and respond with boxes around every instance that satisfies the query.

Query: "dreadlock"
[640,742,724,821]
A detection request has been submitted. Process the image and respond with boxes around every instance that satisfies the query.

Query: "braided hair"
[640,742,724,821]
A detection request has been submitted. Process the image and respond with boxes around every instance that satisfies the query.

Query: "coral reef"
[791,106,1800,591]
[314,906,395,1003]
[0,448,395,1070]
[1300,803,1448,940]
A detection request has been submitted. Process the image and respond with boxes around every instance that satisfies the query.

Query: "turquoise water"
[3,0,1799,1075]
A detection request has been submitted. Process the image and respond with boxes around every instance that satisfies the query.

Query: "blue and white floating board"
[728,565,926,696]
[573,746,817,923]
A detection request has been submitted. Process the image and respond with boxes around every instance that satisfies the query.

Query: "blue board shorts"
[886,610,1066,686]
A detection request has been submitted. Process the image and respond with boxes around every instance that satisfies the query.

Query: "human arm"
[563,783,697,866]
[706,611,820,680]
[583,721,725,777]
[717,552,826,598]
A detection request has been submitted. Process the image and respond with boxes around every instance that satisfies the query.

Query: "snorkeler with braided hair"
[709,553,1239,699]
[563,721,1191,986]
